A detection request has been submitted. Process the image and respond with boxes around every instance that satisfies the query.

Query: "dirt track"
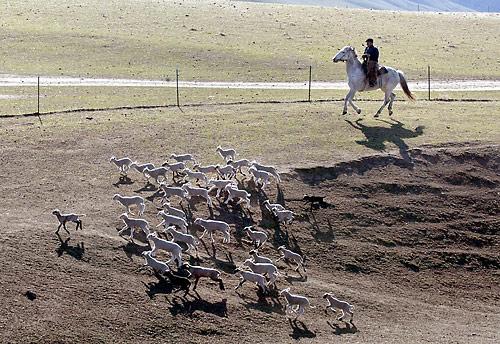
[1,74,500,91]
[0,129,499,342]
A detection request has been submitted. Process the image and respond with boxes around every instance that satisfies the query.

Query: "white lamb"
[52,209,85,234]
[143,166,170,184]
[182,184,213,207]
[229,159,251,173]
[216,164,236,179]
[118,213,150,241]
[162,161,185,177]
[249,166,272,187]
[242,259,279,286]
[244,226,268,248]
[142,250,170,274]
[157,211,188,233]
[162,202,186,220]
[193,164,218,175]
[249,249,274,265]
[216,146,236,162]
[280,288,315,319]
[147,232,183,267]
[181,263,225,291]
[159,183,188,201]
[130,162,155,174]
[323,292,355,322]
[277,245,306,272]
[184,168,208,185]
[182,184,212,207]
[194,218,231,244]
[170,153,196,164]
[263,200,286,213]
[273,208,295,224]
[110,156,133,175]
[207,179,237,198]
[234,269,268,293]
[164,226,199,255]
[251,161,281,183]
[224,184,251,208]
[112,194,145,216]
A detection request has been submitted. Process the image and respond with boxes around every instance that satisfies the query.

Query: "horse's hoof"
[356,109,362,115]
[342,111,347,116]
[389,111,393,116]
[374,113,380,118]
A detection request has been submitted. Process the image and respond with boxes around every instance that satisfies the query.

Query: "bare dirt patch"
[0,139,498,343]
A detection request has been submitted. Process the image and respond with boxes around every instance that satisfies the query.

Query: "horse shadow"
[288,319,316,339]
[55,233,85,260]
[345,118,424,161]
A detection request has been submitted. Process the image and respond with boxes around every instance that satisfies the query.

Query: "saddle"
[362,61,388,76]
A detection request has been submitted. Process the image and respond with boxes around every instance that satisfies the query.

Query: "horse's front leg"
[348,92,361,114]
[342,89,356,115]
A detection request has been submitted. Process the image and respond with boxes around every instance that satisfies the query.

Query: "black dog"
[303,195,331,210]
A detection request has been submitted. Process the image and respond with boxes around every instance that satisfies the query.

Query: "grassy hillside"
[0,0,499,82]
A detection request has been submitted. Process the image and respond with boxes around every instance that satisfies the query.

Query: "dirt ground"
[0,119,498,343]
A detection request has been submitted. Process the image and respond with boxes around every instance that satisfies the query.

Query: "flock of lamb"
[52,145,355,324]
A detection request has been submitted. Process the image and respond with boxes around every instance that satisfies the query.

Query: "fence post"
[308,65,312,102]
[37,76,42,125]
[427,65,431,101]
[176,68,180,107]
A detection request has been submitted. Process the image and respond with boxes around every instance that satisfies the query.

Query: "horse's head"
[332,46,356,63]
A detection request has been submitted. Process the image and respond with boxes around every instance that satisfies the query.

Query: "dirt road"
[1,74,499,91]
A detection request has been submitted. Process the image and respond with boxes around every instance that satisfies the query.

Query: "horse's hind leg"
[375,90,391,118]
[388,93,396,116]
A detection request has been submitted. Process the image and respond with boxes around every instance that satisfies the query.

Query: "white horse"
[333,46,415,117]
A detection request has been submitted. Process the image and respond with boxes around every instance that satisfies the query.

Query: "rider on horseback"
[362,38,379,87]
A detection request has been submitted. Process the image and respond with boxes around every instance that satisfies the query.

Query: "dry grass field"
[1,0,499,81]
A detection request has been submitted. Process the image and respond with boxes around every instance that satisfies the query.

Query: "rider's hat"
[365,38,374,43]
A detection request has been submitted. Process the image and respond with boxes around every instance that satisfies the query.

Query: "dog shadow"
[55,233,85,260]
[327,320,358,335]
[288,319,316,339]
[167,297,228,318]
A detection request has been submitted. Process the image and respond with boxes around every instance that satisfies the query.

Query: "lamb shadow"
[113,175,134,188]
[289,319,316,339]
[55,234,85,260]
[327,320,358,335]
[168,297,228,318]
[239,293,284,315]
[209,251,237,274]
[134,182,157,193]
[121,241,150,260]
[345,118,424,162]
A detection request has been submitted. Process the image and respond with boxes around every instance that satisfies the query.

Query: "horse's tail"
[398,71,415,100]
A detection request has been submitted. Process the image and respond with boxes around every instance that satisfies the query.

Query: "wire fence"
[1,65,498,120]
